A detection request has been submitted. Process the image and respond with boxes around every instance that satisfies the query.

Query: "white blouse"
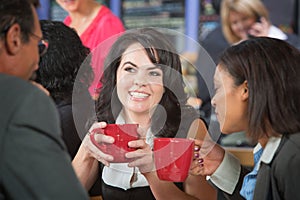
[268,25,287,40]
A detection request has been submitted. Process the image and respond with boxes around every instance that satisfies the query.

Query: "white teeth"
[130,92,149,98]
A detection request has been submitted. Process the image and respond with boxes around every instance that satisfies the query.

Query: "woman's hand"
[190,139,225,176]
[248,17,270,37]
[82,122,115,166]
[126,139,154,174]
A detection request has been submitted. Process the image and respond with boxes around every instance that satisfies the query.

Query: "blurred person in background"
[202,0,300,64]
[56,0,125,99]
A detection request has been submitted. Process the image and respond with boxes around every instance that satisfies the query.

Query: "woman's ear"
[5,23,22,55]
[241,80,249,101]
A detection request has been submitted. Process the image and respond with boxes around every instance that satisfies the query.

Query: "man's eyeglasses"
[30,32,49,57]
[1,22,48,57]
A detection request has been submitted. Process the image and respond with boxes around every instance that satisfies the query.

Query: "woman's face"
[116,43,164,116]
[56,0,83,12]
[211,65,248,134]
[229,11,256,40]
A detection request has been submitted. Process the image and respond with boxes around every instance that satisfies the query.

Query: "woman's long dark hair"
[96,28,198,138]
[219,37,300,140]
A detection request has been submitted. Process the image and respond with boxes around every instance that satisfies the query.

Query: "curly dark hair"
[36,20,93,103]
[96,28,198,138]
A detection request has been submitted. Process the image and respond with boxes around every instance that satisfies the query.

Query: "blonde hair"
[221,0,269,44]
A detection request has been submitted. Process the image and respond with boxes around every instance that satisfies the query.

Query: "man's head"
[0,0,42,80]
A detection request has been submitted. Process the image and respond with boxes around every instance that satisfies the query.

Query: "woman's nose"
[236,21,245,30]
[134,74,147,86]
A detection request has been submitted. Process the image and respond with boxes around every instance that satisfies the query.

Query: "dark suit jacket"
[0,74,88,199]
[217,133,300,200]
[253,133,300,200]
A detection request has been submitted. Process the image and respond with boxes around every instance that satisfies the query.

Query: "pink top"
[64,6,125,97]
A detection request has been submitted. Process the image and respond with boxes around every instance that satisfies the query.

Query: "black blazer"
[253,133,300,200]
[217,133,300,200]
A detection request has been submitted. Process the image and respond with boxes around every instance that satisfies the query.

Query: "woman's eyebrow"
[122,61,161,70]
[147,66,161,70]
[122,61,137,68]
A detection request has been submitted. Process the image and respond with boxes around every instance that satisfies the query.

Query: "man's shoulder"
[0,74,35,93]
[0,74,55,117]
[0,74,61,143]
[0,74,47,99]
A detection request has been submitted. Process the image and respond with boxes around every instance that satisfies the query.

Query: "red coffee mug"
[90,124,139,163]
[154,138,194,182]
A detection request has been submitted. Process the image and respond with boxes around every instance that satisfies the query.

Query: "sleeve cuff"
[207,151,241,194]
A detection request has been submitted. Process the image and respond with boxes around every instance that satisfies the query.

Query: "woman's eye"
[242,17,248,22]
[124,67,136,73]
[149,71,162,76]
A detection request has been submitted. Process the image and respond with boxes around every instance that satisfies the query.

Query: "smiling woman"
[97,27,216,200]
[116,43,164,116]
[72,28,217,200]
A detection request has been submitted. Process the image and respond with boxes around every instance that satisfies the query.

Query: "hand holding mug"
[82,122,115,166]
[126,138,154,174]
[89,123,139,163]
[190,139,225,176]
